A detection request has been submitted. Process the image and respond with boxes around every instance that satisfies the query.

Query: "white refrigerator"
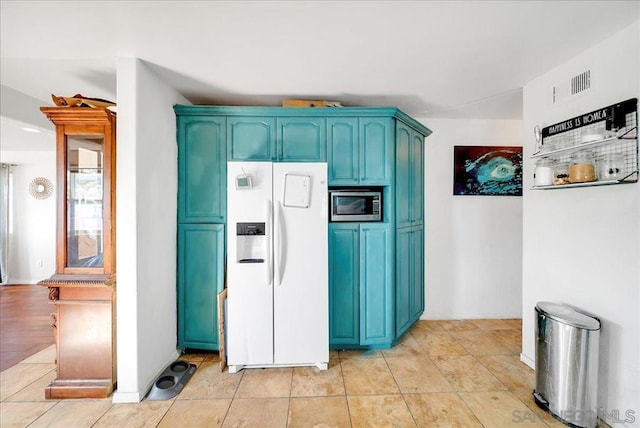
[226,162,328,372]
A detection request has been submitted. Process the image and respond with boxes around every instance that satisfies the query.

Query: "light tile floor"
[0,319,567,427]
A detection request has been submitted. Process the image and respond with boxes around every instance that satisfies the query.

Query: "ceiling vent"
[552,69,593,105]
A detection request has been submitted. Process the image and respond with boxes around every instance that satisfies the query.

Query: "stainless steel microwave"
[329,190,382,222]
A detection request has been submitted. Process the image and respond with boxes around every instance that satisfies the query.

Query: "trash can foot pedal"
[532,390,549,409]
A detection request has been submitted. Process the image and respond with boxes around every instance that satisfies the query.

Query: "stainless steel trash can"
[534,302,600,428]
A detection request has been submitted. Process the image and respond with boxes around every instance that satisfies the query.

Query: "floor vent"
[552,69,593,105]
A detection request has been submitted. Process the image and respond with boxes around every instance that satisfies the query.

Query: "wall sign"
[542,98,637,140]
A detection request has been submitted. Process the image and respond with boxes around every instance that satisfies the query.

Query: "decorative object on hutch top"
[531,98,638,189]
[453,146,523,196]
[38,106,116,399]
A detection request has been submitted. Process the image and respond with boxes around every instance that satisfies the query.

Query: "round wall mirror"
[29,177,53,199]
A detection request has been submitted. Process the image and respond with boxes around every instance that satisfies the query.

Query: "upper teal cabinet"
[227,117,276,161]
[178,116,226,223]
[328,118,358,183]
[328,117,392,185]
[277,117,326,162]
[411,130,424,225]
[227,116,326,162]
[361,118,393,185]
[396,121,424,228]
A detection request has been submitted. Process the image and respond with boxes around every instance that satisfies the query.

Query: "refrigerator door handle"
[277,202,287,286]
[265,199,272,286]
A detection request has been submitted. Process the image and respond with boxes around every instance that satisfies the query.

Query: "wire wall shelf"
[531,99,638,190]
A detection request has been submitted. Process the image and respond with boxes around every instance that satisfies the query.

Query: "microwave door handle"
[265,199,272,286]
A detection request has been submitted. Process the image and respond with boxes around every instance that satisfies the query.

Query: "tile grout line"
[454,390,487,428]
[380,346,419,427]
[219,362,244,427]
[337,351,354,428]
[473,350,550,427]
[2,364,56,402]
[3,320,527,427]
[89,399,115,428]
[285,366,293,428]
[153,397,178,427]
[25,399,62,427]
[454,327,526,428]
[403,322,520,425]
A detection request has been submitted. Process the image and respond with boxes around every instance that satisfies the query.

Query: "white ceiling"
[1,0,639,145]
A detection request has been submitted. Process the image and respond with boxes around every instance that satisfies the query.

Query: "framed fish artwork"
[453,146,523,196]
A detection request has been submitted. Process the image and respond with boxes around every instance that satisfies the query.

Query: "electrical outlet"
[38,260,43,267]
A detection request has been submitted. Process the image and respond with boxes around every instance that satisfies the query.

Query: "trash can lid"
[535,302,600,330]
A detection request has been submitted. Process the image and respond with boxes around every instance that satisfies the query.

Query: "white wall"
[522,21,639,426]
[113,58,189,403]
[0,150,55,284]
[418,118,523,319]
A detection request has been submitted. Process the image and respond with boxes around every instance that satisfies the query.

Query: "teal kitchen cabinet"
[277,117,326,162]
[395,225,424,338]
[327,118,358,184]
[227,116,326,162]
[328,117,392,185]
[177,224,225,350]
[396,121,424,228]
[329,223,393,348]
[174,105,431,351]
[177,116,227,223]
[227,117,276,161]
[328,224,359,346]
[411,130,424,225]
[395,120,425,338]
[360,223,393,345]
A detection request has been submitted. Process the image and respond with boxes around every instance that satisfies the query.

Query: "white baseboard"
[419,314,522,320]
[2,280,38,285]
[112,349,181,403]
[112,391,144,403]
[520,352,535,370]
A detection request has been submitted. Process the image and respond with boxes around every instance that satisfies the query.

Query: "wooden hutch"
[38,106,117,399]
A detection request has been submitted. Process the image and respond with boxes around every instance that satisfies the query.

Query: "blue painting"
[453,146,522,196]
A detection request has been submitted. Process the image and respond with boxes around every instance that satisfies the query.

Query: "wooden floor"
[0,284,54,371]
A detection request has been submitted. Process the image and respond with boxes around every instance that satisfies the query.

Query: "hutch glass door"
[66,135,104,269]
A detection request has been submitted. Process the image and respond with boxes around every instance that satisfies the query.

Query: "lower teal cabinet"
[360,224,393,345]
[329,223,393,348]
[396,226,424,338]
[177,224,225,350]
[328,225,359,346]
[413,226,425,319]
